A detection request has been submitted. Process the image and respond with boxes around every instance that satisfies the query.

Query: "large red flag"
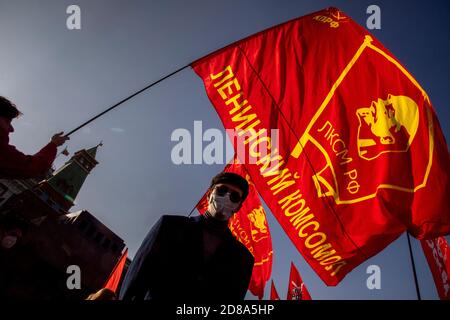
[192,7,450,285]
[197,158,273,299]
[421,237,450,300]
[104,248,128,293]
[287,262,311,300]
[270,280,280,300]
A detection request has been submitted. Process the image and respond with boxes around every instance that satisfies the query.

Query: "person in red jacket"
[0,96,69,179]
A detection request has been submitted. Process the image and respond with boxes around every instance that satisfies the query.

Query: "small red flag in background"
[197,157,273,299]
[192,7,450,285]
[270,280,280,300]
[104,248,128,293]
[287,262,311,300]
[421,237,450,300]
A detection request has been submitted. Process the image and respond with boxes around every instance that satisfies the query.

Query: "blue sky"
[0,0,448,299]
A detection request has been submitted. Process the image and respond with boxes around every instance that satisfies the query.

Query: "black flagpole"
[406,232,422,300]
[64,64,190,137]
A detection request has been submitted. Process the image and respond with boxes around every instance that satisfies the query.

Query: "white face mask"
[209,192,240,221]
[1,235,17,249]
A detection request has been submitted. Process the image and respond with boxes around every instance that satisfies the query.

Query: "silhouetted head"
[0,214,28,250]
[0,96,21,137]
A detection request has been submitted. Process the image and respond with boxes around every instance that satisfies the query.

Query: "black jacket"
[119,215,254,301]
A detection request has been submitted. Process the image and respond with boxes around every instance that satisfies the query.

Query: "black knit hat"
[210,172,249,202]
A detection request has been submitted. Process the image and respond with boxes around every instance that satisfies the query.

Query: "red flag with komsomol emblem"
[192,7,450,285]
[287,262,311,300]
[196,158,273,299]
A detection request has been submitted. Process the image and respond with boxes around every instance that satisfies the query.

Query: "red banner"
[421,237,450,300]
[197,159,273,299]
[270,280,280,300]
[104,248,128,293]
[287,262,311,300]
[192,7,450,285]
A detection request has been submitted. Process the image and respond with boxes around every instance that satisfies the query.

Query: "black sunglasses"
[215,185,242,203]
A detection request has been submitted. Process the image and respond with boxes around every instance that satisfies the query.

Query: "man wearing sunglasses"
[120,172,254,301]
